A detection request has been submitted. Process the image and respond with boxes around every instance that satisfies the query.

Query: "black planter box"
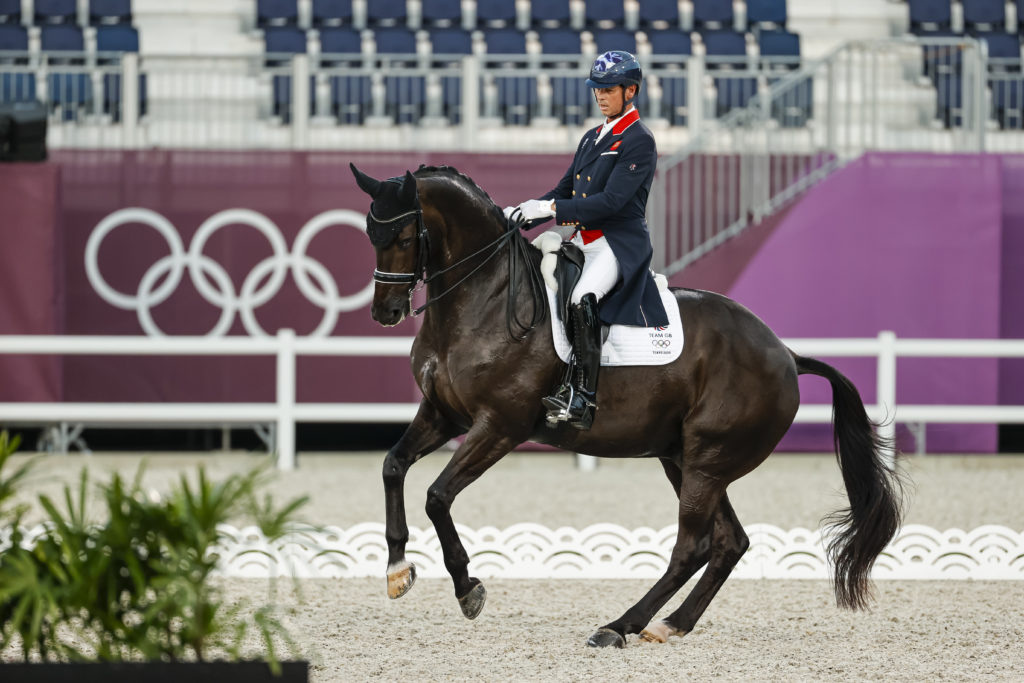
[0,660,309,682]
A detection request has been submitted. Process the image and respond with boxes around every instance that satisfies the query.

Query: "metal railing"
[2,331,1024,468]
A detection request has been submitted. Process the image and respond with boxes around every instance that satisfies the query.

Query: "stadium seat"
[759,30,809,126]
[646,32,691,124]
[257,0,298,27]
[41,24,91,118]
[374,27,424,123]
[421,0,462,27]
[585,0,626,29]
[648,29,692,56]
[367,0,407,27]
[0,24,34,104]
[746,0,787,31]
[962,0,1006,33]
[311,0,353,28]
[481,28,532,124]
[89,0,132,25]
[538,28,588,125]
[95,24,144,121]
[476,0,517,27]
[263,26,308,122]
[693,0,734,30]
[636,0,679,29]
[908,0,952,34]
[0,0,21,24]
[34,0,78,25]
[532,0,571,28]
[481,27,525,55]
[429,28,472,122]
[318,27,367,122]
[702,30,755,115]
[593,28,637,54]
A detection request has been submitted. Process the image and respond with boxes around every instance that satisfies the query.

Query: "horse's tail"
[794,353,906,610]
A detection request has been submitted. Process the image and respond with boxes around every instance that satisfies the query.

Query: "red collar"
[611,108,640,135]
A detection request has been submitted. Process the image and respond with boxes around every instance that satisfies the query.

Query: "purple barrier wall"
[48,150,570,404]
[0,163,62,402]
[673,153,1006,452]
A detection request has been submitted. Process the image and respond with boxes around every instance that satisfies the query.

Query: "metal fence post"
[276,328,297,471]
[291,54,310,149]
[461,55,479,150]
[876,330,897,468]
[122,53,139,148]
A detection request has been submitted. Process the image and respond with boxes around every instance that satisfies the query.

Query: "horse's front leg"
[424,422,520,619]
[384,398,463,599]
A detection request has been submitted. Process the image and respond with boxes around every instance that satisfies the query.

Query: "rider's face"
[594,85,636,119]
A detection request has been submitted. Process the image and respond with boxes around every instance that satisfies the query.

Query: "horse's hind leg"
[424,425,519,620]
[384,399,463,599]
[587,469,726,648]
[639,493,749,643]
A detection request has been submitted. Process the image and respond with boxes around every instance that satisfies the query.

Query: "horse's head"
[350,163,423,326]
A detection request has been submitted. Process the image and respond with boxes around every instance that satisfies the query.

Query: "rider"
[507,50,669,431]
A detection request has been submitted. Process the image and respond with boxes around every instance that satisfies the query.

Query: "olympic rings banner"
[0,150,568,404]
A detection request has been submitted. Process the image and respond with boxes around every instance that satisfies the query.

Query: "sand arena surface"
[6,451,1024,680]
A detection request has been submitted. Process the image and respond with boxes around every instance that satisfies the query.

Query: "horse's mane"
[413,165,506,225]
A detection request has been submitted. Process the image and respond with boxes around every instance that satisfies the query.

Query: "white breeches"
[569,232,620,305]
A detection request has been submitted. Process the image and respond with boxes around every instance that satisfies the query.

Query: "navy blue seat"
[532,0,570,28]
[430,28,472,121]
[539,28,588,125]
[367,0,407,27]
[693,0,733,30]
[637,0,678,28]
[374,27,424,123]
[759,30,808,126]
[422,0,461,27]
[0,24,34,103]
[35,0,77,24]
[646,32,690,124]
[0,0,22,24]
[257,0,298,27]
[746,0,786,30]
[483,28,531,124]
[311,0,353,27]
[908,0,952,34]
[593,28,636,55]
[702,30,755,115]
[318,27,367,122]
[41,24,91,118]
[96,24,144,120]
[89,0,132,25]
[264,26,308,122]
[476,0,516,27]
[962,0,1005,33]
[585,0,626,29]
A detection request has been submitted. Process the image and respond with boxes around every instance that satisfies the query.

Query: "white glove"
[503,205,517,219]
[516,198,555,221]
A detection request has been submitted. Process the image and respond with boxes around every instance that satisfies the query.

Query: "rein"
[373,202,546,340]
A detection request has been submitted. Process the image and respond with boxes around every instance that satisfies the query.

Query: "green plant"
[0,433,309,671]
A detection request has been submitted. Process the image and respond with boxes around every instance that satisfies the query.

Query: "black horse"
[350,163,904,648]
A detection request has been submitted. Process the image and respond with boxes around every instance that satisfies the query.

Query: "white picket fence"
[3,330,1024,470]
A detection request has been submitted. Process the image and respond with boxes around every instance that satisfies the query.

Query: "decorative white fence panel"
[3,331,1024,469]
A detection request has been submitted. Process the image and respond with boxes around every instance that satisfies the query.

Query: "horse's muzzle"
[371,296,409,327]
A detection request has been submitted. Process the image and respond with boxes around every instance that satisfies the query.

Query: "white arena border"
[204,523,1023,580]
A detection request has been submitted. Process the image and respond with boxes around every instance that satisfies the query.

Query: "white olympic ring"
[84,207,374,337]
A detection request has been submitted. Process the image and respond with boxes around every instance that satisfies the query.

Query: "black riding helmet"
[585,50,643,104]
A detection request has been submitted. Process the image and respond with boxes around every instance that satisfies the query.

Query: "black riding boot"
[542,294,601,430]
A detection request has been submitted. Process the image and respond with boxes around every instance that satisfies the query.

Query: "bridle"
[370,199,522,318]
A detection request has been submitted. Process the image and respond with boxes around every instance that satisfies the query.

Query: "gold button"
[576,174,580,179]
[572,190,576,195]
[587,176,591,181]
[582,193,587,197]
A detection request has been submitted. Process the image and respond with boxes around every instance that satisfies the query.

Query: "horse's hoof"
[386,561,416,599]
[458,580,487,620]
[639,620,684,644]
[586,628,626,648]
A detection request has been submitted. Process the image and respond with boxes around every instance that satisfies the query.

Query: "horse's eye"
[398,238,414,249]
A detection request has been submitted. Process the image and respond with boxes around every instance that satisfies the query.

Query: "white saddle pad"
[532,230,684,366]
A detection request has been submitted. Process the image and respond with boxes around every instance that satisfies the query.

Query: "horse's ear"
[350,163,382,197]
[398,170,417,206]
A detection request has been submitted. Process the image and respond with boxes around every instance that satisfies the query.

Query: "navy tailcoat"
[534,108,669,328]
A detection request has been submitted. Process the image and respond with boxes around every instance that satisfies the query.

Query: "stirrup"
[542,385,574,423]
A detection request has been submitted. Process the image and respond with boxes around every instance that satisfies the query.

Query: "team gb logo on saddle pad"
[593,51,624,73]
